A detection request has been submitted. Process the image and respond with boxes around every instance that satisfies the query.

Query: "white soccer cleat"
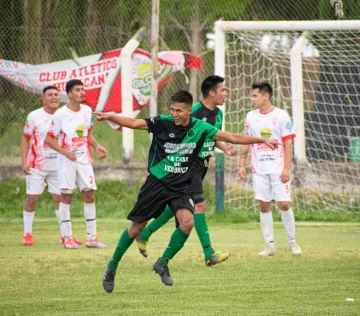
[258,244,276,256]
[289,242,302,255]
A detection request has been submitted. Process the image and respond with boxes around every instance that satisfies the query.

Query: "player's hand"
[263,139,278,150]
[239,166,247,180]
[96,144,108,158]
[280,168,290,183]
[22,163,31,175]
[64,150,77,161]
[224,145,238,156]
[92,112,112,122]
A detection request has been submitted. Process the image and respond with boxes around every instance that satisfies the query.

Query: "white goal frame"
[215,20,360,163]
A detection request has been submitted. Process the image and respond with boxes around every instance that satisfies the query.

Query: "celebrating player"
[93,90,277,292]
[45,79,108,249]
[135,75,236,266]
[239,82,302,256]
[21,86,81,245]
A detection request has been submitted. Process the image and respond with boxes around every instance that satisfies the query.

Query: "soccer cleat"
[135,234,148,258]
[60,235,83,245]
[153,258,173,286]
[258,244,276,256]
[86,237,108,248]
[102,264,117,293]
[205,251,231,266]
[63,237,78,249]
[289,242,302,255]
[23,233,34,246]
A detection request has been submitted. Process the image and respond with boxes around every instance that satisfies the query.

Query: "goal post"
[214,20,360,213]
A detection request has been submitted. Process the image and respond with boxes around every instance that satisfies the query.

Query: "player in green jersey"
[93,90,277,291]
[136,76,236,266]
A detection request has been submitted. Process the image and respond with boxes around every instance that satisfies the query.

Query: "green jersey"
[191,102,223,159]
[144,115,219,189]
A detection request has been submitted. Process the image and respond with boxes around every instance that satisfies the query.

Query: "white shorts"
[26,168,60,195]
[252,173,291,202]
[57,156,97,192]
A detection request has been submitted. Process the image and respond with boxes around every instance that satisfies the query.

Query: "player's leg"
[58,157,78,249]
[23,168,46,245]
[271,174,302,255]
[103,220,148,293]
[153,192,194,286]
[103,175,169,293]
[77,163,106,248]
[253,173,276,256]
[136,204,174,257]
[48,170,82,245]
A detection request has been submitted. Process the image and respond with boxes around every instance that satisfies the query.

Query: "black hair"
[66,79,84,94]
[170,90,193,107]
[201,75,224,98]
[252,82,273,98]
[42,85,58,95]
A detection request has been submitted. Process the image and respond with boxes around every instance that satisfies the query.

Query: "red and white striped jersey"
[23,107,58,171]
[243,107,296,175]
[47,104,93,165]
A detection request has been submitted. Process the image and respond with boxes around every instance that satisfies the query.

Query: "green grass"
[1,179,359,223]
[1,220,359,315]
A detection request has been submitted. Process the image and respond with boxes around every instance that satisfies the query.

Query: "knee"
[277,201,290,211]
[61,193,72,204]
[26,195,40,209]
[194,202,206,214]
[128,223,145,238]
[259,201,272,213]
[179,216,194,234]
[82,191,95,203]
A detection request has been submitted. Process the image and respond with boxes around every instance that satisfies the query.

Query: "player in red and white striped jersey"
[45,79,108,249]
[21,86,81,246]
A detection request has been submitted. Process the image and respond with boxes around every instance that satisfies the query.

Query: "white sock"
[281,208,296,243]
[260,212,274,247]
[23,211,35,235]
[55,210,62,235]
[84,202,96,240]
[59,203,72,238]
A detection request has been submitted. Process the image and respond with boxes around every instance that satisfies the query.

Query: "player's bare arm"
[92,112,148,130]
[45,135,76,161]
[215,140,237,156]
[281,138,293,183]
[20,136,31,175]
[88,129,108,159]
[239,145,249,180]
[214,131,277,149]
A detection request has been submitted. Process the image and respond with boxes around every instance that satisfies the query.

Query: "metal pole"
[150,0,159,120]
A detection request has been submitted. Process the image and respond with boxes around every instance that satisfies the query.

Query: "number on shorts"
[90,176,94,185]
[285,184,289,194]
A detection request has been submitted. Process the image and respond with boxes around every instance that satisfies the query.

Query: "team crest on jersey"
[76,125,84,137]
[202,117,207,121]
[187,129,196,138]
[169,133,175,138]
[216,115,221,124]
[260,127,272,139]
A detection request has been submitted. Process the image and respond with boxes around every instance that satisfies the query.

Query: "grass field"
[1,219,359,315]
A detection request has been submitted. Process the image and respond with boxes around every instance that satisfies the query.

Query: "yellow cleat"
[136,235,148,258]
[205,251,231,266]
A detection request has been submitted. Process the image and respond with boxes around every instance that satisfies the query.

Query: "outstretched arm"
[214,131,277,149]
[92,112,148,130]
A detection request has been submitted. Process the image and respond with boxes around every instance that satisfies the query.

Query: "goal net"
[215,21,360,213]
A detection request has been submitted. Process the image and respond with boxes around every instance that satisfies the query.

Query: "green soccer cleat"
[205,251,231,266]
[135,234,148,258]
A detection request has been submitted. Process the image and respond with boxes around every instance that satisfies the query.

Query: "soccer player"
[239,82,302,256]
[135,75,236,266]
[21,85,81,246]
[45,79,108,249]
[93,90,277,291]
